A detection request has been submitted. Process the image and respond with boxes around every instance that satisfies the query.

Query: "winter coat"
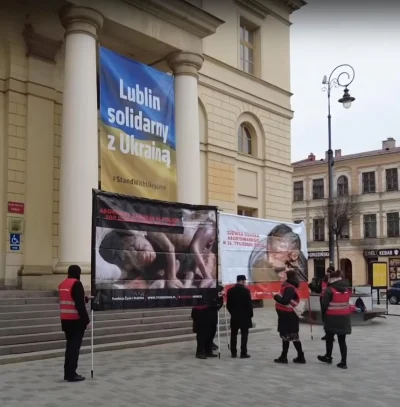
[226,284,253,329]
[274,279,300,335]
[321,278,352,335]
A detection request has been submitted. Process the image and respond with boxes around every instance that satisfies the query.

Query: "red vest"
[59,278,80,320]
[320,281,328,297]
[275,283,299,312]
[326,288,351,316]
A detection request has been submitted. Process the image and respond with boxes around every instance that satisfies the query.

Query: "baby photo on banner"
[99,47,176,201]
[219,213,309,301]
[91,190,218,311]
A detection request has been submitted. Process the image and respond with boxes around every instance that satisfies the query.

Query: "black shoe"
[240,354,251,359]
[318,355,333,364]
[274,356,288,364]
[66,375,85,382]
[293,354,306,364]
[212,342,218,351]
[206,352,218,358]
[196,353,207,360]
[337,362,348,369]
[231,354,237,359]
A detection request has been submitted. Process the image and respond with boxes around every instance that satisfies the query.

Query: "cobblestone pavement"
[0,310,398,407]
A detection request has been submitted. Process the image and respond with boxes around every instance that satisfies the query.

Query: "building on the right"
[292,137,400,286]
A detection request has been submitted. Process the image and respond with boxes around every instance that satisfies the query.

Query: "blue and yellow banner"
[99,47,176,200]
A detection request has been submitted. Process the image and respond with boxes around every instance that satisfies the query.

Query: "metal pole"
[327,99,335,268]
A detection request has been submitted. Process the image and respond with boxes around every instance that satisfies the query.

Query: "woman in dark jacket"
[318,270,351,369]
[273,269,305,364]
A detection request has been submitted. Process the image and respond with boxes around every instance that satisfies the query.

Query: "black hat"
[236,275,247,282]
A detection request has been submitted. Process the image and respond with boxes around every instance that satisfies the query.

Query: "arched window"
[238,123,253,155]
[337,175,349,196]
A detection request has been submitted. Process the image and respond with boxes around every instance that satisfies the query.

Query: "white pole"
[91,309,94,378]
[217,311,221,359]
[224,304,230,350]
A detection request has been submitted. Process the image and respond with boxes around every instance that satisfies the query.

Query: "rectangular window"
[339,220,350,239]
[386,168,398,191]
[312,178,324,199]
[364,214,377,238]
[240,22,255,75]
[314,259,326,280]
[313,218,325,241]
[293,181,304,202]
[362,172,376,193]
[237,207,257,217]
[387,212,400,237]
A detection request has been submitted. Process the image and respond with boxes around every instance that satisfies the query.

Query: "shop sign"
[308,251,330,259]
[363,248,400,258]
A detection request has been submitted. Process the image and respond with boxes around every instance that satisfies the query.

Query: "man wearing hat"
[226,275,253,358]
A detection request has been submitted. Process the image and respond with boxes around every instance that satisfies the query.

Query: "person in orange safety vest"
[318,269,351,369]
[273,269,305,365]
[59,265,90,382]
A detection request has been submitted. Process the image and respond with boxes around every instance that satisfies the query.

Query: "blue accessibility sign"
[10,234,20,245]
[10,245,20,251]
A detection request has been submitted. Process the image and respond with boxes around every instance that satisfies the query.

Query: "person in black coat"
[318,270,351,369]
[226,275,253,359]
[60,265,90,382]
[191,285,224,359]
[273,269,305,364]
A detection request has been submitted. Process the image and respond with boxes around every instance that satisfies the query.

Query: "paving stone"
[0,310,397,407]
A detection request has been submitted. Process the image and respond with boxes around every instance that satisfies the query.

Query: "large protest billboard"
[219,213,309,300]
[91,190,218,310]
[99,47,176,201]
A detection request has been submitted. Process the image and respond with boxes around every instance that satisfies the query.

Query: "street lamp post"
[322,65,356,268]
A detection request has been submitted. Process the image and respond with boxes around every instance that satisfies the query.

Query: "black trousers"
[230,326,249,356]
[326,332,347,363]
[196,322,216,355]
[64,329,85,378]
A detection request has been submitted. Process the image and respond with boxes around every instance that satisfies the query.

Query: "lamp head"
[339,87,355,109]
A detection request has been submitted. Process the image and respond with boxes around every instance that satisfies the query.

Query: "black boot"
[274,355,288,364]
[196,352,207,360]
[318,355,333,364]
[337,361,348,369]
[293,353,306,364]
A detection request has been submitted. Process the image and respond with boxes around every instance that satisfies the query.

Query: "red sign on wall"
[8,202,24,215]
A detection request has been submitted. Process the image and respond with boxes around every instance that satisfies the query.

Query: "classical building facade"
[0,0,305,288]
[292,138,400,286]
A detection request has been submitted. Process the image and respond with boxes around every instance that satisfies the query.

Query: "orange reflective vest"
[275,283,299,312]
[326,288,351,316]
[59,278,80,320]
[320,281,328,297]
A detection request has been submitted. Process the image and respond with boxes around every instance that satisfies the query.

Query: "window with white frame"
[364,214,377,238]
[362,171,376,194]
[387,212,400,237]
[312,179,324,199]
[386,168,398,191]
[237,123,253,155]
[237,207,257,217]
[293,181,304,202]
[337,175,349,196]
[240,20,256,75]
[313,218,325,241]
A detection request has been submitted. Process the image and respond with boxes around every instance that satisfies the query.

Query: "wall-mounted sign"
[308,251,330,259]
[8,202,24,215]
[8,217,24,234]
[363,249,400,258]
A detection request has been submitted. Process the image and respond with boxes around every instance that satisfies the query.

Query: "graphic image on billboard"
[99,47,176,201]
[219,213,309,300]
[91,190,218,310]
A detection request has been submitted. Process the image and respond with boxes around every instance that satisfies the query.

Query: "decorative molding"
[283,0,307,12]
[23,24,63,63]
[235,0,291,25]
[168,52,204,79]
[124,0,224,39]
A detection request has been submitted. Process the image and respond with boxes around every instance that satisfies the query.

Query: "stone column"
[168,52,204,205]
[56,6,103,274]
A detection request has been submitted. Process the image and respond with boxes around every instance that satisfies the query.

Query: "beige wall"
[0,0,297,288]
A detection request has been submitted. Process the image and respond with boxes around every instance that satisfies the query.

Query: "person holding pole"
[273,269,306,364]
[226,275,253,359]
[318,269,351,369]
[321,266,335,341]
[59,265,90,382]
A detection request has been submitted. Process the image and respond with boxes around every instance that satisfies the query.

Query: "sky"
[290,0,400,162]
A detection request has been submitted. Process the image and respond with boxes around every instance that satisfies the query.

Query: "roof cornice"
[124,0,225,39]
